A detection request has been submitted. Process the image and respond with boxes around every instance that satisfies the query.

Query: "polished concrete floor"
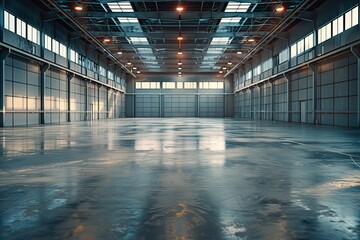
[0,118,360,240]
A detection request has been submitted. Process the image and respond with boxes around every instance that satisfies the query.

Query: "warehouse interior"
[1,0,360,239]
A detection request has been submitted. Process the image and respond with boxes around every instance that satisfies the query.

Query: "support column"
[67,72,74,122]
[0,0,5,43]
[98,85,102,120]
[85,81,89,121]
[283,73,291,122]
[249,87,253,119]
[0,48,10,127]
[270,81,274,121]
[351,46,360,127]
[308,63,317,125]
[40,63,50,124]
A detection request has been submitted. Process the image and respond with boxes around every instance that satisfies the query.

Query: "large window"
[304,33,314,51]
[70,49,79,63]
[345,6,359,30]
[246,70,252,80]
[332,15,344,36]
[99,66,106,77]
[52,39,60,54]
[27,24,40,44]
[135,82,160,89]
[262,58,272,71]
[16,18,26,38]
[4,11,15,33]
[253,65,261,76]
[45,35,52,50]
[199,82,224,89]
[163,82,176,89]
[184,82,197,89]
[278,48,289,64]
[59,43,67,58]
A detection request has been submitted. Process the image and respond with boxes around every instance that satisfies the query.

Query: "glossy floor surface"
[1,118,360,240]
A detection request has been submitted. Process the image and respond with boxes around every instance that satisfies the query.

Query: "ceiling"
[39,0,316,74]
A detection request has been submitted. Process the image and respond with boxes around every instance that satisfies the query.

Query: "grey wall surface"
[126,73,233,118]
[3,55,125,127]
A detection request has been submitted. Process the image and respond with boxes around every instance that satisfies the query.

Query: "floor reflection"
[0,118,360,239]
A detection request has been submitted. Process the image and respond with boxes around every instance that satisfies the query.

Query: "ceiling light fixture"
[127,61,132,65]
[222,67,227,70]
[117,51,122,55]
[228,62,233,65]
[132,67,137,70]
[178,50,183,55]
[178,61,182,65]
[178,72,182,75]
[176,6,184,12]
[103,37,111,43]
[178,67,182,70]
[237,51,243,54]
[219,71,223,74]
[74,2,83,11]
[177,34,184,41]
[137,70,141,74]
[275,4,285,12]
[248,38,255,43]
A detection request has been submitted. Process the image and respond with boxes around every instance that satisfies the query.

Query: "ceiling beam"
[104,43,256,50]
[98,0,259,3]
[47,11,282,20]
[72,31,268,38]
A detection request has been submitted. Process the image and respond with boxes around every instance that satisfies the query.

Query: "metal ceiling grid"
[39,0,313,74]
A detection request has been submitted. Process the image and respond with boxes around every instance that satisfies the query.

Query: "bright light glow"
[178,67,182,70]
[228,62,233,65]
[127,62,131,65]
[178,72,182,74]
[222,67,227,70]
[178,61,182,65]
[220,17,242,24]
[210,37,231,45]
[117,51,122,55]
[137,70,141,74]
[103,38,111,43]
[237,51,242,54]
[74,3,83,11]
[275,4,285,12]
[133,67,137,70]
[225,2,251,12]
[248,38,255,43]
[178,51,183,55]
[129,37,149,45]
[107,2,134,12]
[117,17,138,24]
[219,71,223,74]
[177,34,183,40]
[176,6,184,12]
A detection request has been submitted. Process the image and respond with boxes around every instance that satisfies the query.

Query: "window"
[16,18,26,38]
[199,82,224,89]
[52,39,59,54]
[304,33,314,51]
[318,22,331,44]
[142,82,150,89]
[253,65,261,76]
[163,82,176,89]
[70,49,79,63]
[297,39,305,55]
[246,70,252,80]
[332,15,344,36]
[4,11,15,33]
[45,35,52,50]
[184,82,197,89]
[99,66,106,77]
[176,82,183,89]
[135,81,161,89]
[290,43,297,58]
[59,43,67,58]
[151,82,160,89]
[262,58,272,71]
[279,48,289,64]
[345,6,358,30]
[27,24,40,44]
[108,71,114,80]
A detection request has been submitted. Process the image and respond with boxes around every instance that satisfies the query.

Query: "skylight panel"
[220,17,242,24]
[107,2,134,12]
[118,17,138,24]
[206,48,225,54]
[225,2,251,12]
[210,37,231,45]
[129,37,149,45]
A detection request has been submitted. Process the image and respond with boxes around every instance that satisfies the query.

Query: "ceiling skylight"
[210,37,231,45]
[118,17,138,24]
[129,37,149,45]
[225,2,251,12]
[220,17,242,24]
[107,2,134,12]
